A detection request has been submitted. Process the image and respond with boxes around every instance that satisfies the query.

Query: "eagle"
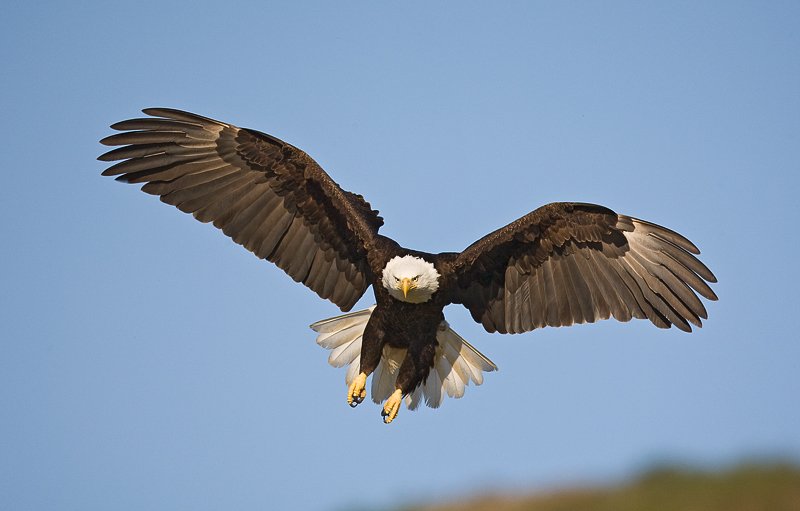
[99,108,717,424]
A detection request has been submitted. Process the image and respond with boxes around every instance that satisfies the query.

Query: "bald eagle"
[99,108,717,424]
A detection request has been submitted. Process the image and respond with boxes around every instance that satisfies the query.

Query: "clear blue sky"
[1,2,798,510]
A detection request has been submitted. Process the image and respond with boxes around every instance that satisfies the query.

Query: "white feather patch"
[423,362,444,408]
[406,386,424,411]
[310,306,375,335]
[311,306,374,376]
[311,306,497,411]
[370,346,406,404]
[327,334,362,368]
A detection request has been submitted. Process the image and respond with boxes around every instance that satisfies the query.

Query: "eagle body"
[100,108,718,423]
[364,285,445,396]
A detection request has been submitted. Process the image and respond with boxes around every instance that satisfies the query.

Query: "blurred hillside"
[402,462,800,511]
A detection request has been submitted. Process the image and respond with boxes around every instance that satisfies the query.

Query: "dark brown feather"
[99,108,383,311]
[446,202,717,334]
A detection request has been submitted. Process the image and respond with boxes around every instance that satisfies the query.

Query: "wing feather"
[541,258,560,327]
[99,108,383,310]
[198,183,263,226]
[565,253,595,323]
[584,249,621,321]
[611,255,670,328]
[447,202,716,334]
[551,257,573,326]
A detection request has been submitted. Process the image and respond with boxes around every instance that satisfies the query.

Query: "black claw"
[349,401,359,408]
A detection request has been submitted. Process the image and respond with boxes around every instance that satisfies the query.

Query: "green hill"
[402,463,800,511]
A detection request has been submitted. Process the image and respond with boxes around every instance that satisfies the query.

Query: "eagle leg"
[347,372,368,407]
[381,389,403,424]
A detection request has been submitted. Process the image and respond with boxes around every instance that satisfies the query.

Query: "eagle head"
[381,255,440,304]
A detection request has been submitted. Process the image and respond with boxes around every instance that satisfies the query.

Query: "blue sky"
[1,1,798,510]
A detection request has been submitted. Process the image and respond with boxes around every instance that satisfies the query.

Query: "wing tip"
[141,107,228,127]
[141,107,172,117]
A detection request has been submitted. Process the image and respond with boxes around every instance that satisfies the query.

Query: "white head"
[381,255,440,304]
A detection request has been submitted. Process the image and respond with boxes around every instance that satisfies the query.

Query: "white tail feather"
[312,306,375,339]
[406,386,424,411]
[311,306,497,410]
[424,360,444,408]
[310,306,374,383]
[371,345,406,404]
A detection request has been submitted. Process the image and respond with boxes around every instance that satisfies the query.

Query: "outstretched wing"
[99,108,383,311]
[447,202,717,334]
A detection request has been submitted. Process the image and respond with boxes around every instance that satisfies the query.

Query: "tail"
[310,306,497,410]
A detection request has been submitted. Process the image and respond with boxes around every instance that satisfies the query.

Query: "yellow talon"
[381,389,403,424]
[348,372,367,407]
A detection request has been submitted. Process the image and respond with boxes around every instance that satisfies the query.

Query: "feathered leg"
[383,341,436,423]
[349,318,383,407]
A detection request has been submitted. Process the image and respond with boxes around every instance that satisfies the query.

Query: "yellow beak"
[401,278,412,298]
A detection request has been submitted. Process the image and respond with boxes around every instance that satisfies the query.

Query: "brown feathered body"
[99,108,718,413]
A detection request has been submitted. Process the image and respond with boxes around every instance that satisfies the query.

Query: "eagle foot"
[381,389,403,424]
[347,372,368,408]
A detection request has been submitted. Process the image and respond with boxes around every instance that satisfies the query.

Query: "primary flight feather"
[100,108,717,423]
